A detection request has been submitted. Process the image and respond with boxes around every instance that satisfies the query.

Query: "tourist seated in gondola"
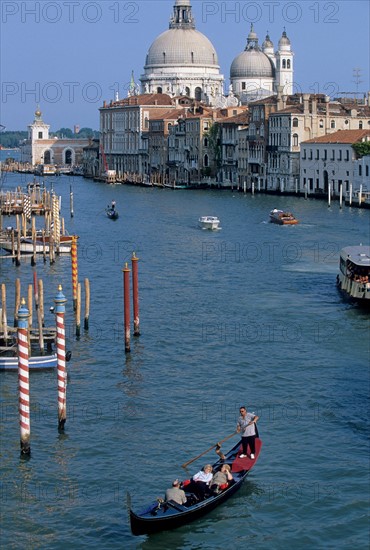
[209,464,234,494]
[186,464,213,500]
[165,479,187,505]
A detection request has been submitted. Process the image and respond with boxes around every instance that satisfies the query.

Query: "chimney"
[303,94,310,114]
[103,100,107,108]
[311,96,317,115]
[277,85,284,110]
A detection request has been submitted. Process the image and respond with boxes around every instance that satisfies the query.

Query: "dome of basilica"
[230,49,275,79]
[144,28,219,69]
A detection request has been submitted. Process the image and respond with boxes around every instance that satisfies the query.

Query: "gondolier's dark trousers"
[242,435,256,455]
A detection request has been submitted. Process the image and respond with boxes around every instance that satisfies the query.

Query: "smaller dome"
[262,34,273,49]
[35,108,42,118]
[278,30,291,47]
[230,49,275,78]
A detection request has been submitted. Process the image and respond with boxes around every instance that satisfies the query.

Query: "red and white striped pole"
[71,236,78,311]
[54,285,67,431]
[17,298,31,457]
[131,252,140,336]
[123,263,131,353]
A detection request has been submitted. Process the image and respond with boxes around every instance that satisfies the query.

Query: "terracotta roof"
[103,93,174,108]
[302,129,370,144]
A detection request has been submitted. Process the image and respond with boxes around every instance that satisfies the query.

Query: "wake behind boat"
[336,245,370,306]
[129,437,262,536]
[269,209,298,225]
[198,216,221,230]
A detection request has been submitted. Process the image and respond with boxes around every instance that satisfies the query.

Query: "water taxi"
[337,245,370,306]
[198,216,220,230]
[269,209,298,225]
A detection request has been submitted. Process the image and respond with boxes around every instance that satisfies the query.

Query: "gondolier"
[236,406,259,459]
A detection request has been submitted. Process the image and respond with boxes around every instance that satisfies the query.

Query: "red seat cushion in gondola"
[181,479,191,487]
[219,483,229,490]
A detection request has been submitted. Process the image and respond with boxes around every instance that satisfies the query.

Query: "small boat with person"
[129,435,262,536]
[336,244,370,306]
[269,209,298,225]
[198,216,221,230]
[106,201,119,220]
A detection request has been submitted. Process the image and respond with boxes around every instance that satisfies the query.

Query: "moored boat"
[269,209,298,225]
[336,245,370,306]
[198,216,220,230]
[0,234,75,255]
[0,353,57,370]
[129,437,262,536]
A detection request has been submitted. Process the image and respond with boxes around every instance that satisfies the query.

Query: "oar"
[181,431,238,469]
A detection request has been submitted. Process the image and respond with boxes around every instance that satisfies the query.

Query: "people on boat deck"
[237,406,259,459]
[111,200,116,210]
[190,464,213,499]
[165,479,187,505]
[210,464,233,493]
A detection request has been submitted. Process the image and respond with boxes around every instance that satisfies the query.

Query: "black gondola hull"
[130,438,262,536]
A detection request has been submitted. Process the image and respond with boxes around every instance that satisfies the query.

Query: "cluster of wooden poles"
[123,253,140,353]
[14,285,68,457]
[1,276,55,355]
[70,237,90,338]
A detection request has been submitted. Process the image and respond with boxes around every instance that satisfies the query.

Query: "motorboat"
[269,209,298,225]
[336,245,370,306]
[198,216,220,230]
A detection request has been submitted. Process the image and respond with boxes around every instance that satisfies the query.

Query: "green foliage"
[352,141,370,157]
[0,131,27,148]
[205,123,222,168]
[51,127,99,139]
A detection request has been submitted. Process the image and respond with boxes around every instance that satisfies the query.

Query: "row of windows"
[302,148,351,161]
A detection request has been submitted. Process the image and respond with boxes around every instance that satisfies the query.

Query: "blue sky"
[1,0,369,131]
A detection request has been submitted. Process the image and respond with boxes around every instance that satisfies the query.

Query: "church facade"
[139,1,294,105]
[20,109,89,166]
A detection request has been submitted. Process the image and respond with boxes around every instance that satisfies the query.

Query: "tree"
[352,141,370,158]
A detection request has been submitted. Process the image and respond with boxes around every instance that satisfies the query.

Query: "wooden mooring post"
[131,253,140,336]
[123,263,131,353]
[17,299,31,457]
[54,286,67,432]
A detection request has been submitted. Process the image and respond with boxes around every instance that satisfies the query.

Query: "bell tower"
[275,30,294,95]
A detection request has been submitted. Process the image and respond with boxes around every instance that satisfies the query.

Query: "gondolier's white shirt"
[238,412,256,437]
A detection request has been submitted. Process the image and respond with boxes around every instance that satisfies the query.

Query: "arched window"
[65,150,73,165]
[195,87,202,101]
[331,120,335,128]
[157,87,162,94]
[204,154,209,167]
[293,118,298,127]
[185,87,190,97]
[319,119,324,128]
[287,59,291,69]
[44,150,51,164]
[204,137,208,147]
[293,134,298,147]
[282,59,286,69]
[359,121,363,129]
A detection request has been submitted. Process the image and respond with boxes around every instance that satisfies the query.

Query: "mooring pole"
[131,253,140,336]
[71,236,78,311]
[17,299,31,457]
[54,285,67,431]
[123,263,131,353]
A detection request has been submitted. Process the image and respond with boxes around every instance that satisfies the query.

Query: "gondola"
[129,437,262,536]
[106,207,119,220]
